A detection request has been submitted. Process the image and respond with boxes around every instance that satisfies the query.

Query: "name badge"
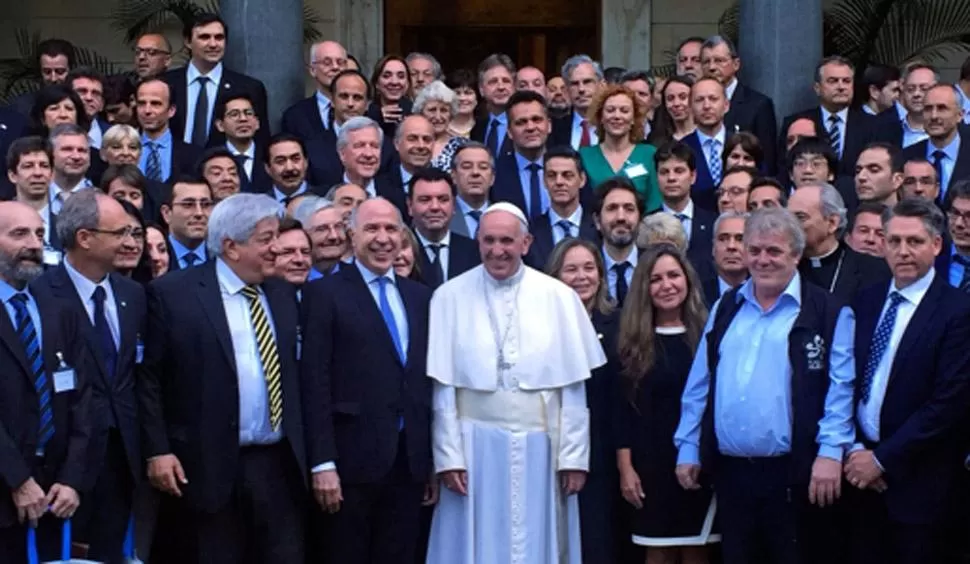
[135,335,144,364]
[52,352,76,393]
[43,248,62,266]
[625,164,648,178]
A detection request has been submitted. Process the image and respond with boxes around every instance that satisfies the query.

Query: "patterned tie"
[485,118,500,156]
[526,162,543,221]
[556,219,574,239]
[860,292,906,403]
[932,150,946,194]
[954,255,970,292]
[92,286,117,382]
[579,119,591,148]
[428,243,445,289]
[9,294,54,453]
[468,210,482,237]
[376,277,405,363]
[183,252,201,269]
[191,76,210,147]
[145,141,162,182]
[706,138,722,185]
[240,286,283,430]
[827,114,842,158]
[613,262,631,306]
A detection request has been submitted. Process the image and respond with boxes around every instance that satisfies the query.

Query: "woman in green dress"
[580,83,662,213]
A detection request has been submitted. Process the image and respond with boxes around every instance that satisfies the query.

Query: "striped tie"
[9,294,54,452]
[706,138,722,185]
[827,114,842,158]
[240,286,283,430]
[145,141,162,182]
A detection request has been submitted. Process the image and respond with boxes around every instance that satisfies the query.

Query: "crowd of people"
[1,9,970,564]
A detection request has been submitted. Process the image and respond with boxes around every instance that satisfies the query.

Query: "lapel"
[854,281,887,377]
[685,132,713,185]
[111,274,138,376]
[261,280,295,366]
[725,84,747,131]
[344,264,407,367]
[398,280,421,369]
[171,69,189,136]
[305,96,328,135]
[579,209,600,241]
[532,215,554,258]
[889,275,945,381]
[195,263,237,373]
[47,265,112,386]
[949,138,970,192]
[0,301,31,379]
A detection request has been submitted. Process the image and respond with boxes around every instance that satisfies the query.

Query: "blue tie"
[376,277,405,364]
[145,141,162,182]
[861,292,906,403]
[706,138,722,186]
[556,219,574,239]
[183,251,201,269]
[92,286,117,382]
[485,118,500,156]
[526,162,543,221]
[9,294,54,453]
[932,150,946,194]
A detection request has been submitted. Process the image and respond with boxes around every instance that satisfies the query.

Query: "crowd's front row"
[0,173,967,564]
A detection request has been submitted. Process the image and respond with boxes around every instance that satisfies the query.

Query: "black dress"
[616,327,718,546]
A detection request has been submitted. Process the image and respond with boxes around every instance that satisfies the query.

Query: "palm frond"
[870,0,970,65]
[112,0,206,44]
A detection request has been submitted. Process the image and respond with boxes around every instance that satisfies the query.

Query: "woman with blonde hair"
[100,124,142,166]
[615,244,717,564]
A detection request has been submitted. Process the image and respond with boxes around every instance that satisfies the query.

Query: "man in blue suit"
[681,77,730,212]
[301,197,435,564]
[846,197,970,564]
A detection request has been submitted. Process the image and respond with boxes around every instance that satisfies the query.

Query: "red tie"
[579,119,591,148]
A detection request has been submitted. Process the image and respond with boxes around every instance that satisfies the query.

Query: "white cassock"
[425,264,606,564]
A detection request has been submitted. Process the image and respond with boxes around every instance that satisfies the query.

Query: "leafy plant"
[0,28,119,104]
[111,0,323,47]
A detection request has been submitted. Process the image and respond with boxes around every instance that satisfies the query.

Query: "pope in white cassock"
[424,202,607,564]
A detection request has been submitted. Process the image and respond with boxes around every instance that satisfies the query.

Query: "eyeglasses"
[134,48,170,58]
[172,199,214,211]
[948,209,970,224]
[88,225,140,239]
[225,109,256,120]
[717,186,748,197]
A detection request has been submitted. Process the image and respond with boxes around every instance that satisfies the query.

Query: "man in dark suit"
[845,198,970,564]
[281,40,348,143]
[261,134,325,205]
[780,56,875,177]
[134,79,202,184]
[873,64,935,149]
[301,197,434,564]
[5,138,51,249]
[214,92,271,194]
[5,38,74,117]
[407,167,480,288]
[338,116,409,219]
[160,177,213,271]
[0,106,28,200]
[198,147,242,202]
[901,84,970,202]
[700,35,777,175]
[163,13,269,149]
[385,115,435,199]
[681,78,731,211]
[654,140,717,271]
[448,142,494,238]
[938,180,970,290]
[700,210,747,306]
[491,90,552,221]
[0,201,91,562]
[789,182,890,301]
[470,54,515,157]
[551,55,605,150]
[139,193,308,563]
[526,147,599,269]
[67,68,112,151]
[32,191,145,563]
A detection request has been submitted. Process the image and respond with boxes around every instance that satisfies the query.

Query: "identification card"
[625,163,648,178]
[53,368,76,393]
[43,248,62,266]
[135,336,145,364]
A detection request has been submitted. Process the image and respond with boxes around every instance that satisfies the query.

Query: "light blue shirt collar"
[355,259,395,285]
[549,204,583,227]
[514,151,543,172]
[928,133,961,162]
[215,257,252,296]
[891,266,935,299]
[63,257,110,302]
[227,140,255,160]
[0,279,29,303]
[456,197,488,216]
[187,61,223,87]
[168,235,206,262]
[488,112,507,127]
[602,244,638,270]
[820,106,849,125]
[142,129,171,149]
[696,125,726,147]
[273,183,308,202]
[737,271,802,311]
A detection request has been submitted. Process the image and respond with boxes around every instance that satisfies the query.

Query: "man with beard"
[263,134,322,205]
[282,41,348,142]
[407,167,480,289]
[0,201,92,562]
[546,76,571,120]
[338,116,408,219]
[198,147,242,202]
[387,115,434,198]
[293,197,352,280]
[215,92,271,194]
[593,177,644,306]
[471,54,516,157]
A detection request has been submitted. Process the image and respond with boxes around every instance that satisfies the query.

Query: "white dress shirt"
[184,62,224,144]
[63,257,120,347]
[227,140,256,180]
[663,199,695,244]
[819,106,849,157]
[548,205,584,245]
[603,244,638,300]
[342,173,377,197]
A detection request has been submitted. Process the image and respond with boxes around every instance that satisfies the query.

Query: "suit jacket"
[165,240,209,273]
[779,107,875,176]
[682,131,721,212]
[281,96,344,188]
[525,209,600,269]
[415,231,481,288]
[725,82,778,175]
[798,243,891,302]
[33,265,147,486]
[169,138,203,181]
[902,135,970,199]
[685,205,716,272]
[282,95,329,142]
[300,264,433,484]
[0,290,92,527]
[231,142,273,194]
[162,66,270,149]
[491,152,530,215]
[0,107,28,200]
[470,114,513,157]
[852,274,970,523]
[549,114,574,150]
[137,263,308,512]
[366,98,414,141]
[374,172,411,221]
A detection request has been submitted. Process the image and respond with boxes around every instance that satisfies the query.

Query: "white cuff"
[311,461,336,473]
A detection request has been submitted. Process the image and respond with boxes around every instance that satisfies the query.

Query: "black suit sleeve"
[57,309,94,490]
[0,423,31,490]
[874,303,970,474]
[299,282,338,467]
[137,283,171,458]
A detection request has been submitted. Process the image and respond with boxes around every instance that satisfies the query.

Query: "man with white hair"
[138,193,308,562]
[281,40,348,141]
[338,116,409,218]
[552,55,604,149]
[292,196,352,280]
[406,52,442,98]
[425,202,606,564]
[788,181,890,301]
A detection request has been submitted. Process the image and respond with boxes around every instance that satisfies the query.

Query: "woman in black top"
[616,243,715,564]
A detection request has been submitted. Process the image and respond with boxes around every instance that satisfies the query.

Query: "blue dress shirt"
[63,258,120,348]
[139,130,174,182]
[0,281,42,350]
[514,152,550,218]
[315,91,332,130]
[168,235,207,269]
[355,260,409,354]
[485,113,507,152]
[926,133,961,197]
[454,197,488,237]
[549,205,584,245]
[184,62,223,144]
[900,118,928,149]
[675,273,856,464]
[603,245,638,301]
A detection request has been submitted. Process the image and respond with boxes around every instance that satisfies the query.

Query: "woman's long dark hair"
[646,75,694,146]
[115,198,154,284]
[29,84,90,135]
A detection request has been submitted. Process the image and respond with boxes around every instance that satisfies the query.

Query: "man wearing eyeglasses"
[133,34,172,80]
[33,190,147,564]
[160,178,214,271]
[214,92,271,193]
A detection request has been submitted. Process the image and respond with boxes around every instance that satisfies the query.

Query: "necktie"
[468,210,482,237]
[326,105,335,130]
[613,262,631,306]
[932,150,946,193]
[954,255,970,292]
[145,141,162,182]
[191,76,210,147]
[485,118,500,156]
[183,252,201,268]
[235,154,252,181]
[556,219,574,239]
[240,286,283,430]
[860,292,906,403]
[526,162,543,221]
[706,138,722,185]
[91,286,117,382]
[579,119,591,148]
[827,114,842,158]
[376,277,406,363]
[9,294,54,452]
[428,243,445,288]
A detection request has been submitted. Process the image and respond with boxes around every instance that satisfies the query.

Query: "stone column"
[738,0,822,123]
[336,0,383,75]
[601,0,652,69]
[220,0,304,133]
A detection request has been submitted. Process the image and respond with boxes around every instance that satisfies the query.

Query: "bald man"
[133,33,172,80]
[282,40,349,141]
[902,84,970,198]
[0,202,93,563]
[516,66,547,99]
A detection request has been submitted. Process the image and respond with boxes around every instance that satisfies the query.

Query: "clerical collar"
[809,241,841,267]
[484,263,525,288]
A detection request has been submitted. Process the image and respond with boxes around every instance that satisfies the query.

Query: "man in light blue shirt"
[674,207,856,564]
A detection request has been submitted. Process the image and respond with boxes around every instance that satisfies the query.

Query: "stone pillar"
[601,0,652,69]
[738,0,822,123]
[336,0,383,75]
[220,0,304,133]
